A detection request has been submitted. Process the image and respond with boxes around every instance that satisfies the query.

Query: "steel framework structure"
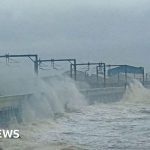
[72,62,106,86]
[38,58,77,80]
[96,63,106,87]
[0,54,39,74]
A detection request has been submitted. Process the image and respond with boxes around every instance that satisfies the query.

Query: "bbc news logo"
[0,130,20,139]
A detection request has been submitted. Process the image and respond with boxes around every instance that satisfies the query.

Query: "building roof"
[108,65,144,76]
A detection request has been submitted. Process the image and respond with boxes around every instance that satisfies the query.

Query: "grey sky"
[0,0,150,71]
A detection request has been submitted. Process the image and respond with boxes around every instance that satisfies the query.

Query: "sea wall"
[0,86,126,126]
[0,94,32,126]
[81,87,125,104]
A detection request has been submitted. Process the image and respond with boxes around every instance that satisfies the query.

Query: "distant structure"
[108,65,144,83]
[0,53,146,87]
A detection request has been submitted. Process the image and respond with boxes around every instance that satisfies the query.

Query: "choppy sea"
[1,80,150,150]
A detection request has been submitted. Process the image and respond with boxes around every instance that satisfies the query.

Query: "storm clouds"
[0,0,150,70]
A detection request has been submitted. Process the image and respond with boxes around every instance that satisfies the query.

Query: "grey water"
[1,80,150,150]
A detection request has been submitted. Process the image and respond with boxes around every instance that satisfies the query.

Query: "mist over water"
[1,79,150,150]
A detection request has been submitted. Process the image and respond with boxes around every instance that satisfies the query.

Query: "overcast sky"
[0,0,150,71]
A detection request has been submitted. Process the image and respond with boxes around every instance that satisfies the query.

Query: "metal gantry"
[0,54,39,74]
[38,58,77,80]
[72,62,106,86]
[0,53,145,86]
[96,63,106,87]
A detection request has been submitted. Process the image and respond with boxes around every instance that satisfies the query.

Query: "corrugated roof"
[108,65,144,75]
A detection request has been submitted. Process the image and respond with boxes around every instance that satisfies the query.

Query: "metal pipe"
[0,54,39,75]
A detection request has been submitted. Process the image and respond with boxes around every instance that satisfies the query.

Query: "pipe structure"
[38,58,77,80]
[142,67,145,85]
[0,54,39,75]
[72,62,106,85]
[96,63,106,87]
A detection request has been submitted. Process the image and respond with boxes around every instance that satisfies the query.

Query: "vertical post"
[125,65,127,88]
[104,63,106,87]
[146,73,148,82]
[34,55,38,75]
[142,67,145,85]
[96,66,99,81]
[70,64,73,78]
[74,59,77,81]
[118,72,120,83]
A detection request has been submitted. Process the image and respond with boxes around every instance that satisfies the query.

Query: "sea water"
[1,80,150,150]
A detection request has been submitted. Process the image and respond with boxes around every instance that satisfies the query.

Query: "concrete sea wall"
[81,87,125,104]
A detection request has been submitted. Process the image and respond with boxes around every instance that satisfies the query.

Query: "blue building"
[108,65,144,76]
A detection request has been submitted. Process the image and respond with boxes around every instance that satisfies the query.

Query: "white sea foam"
[1,76,150,150]
[122,79,150,104]
[19,76,87,122]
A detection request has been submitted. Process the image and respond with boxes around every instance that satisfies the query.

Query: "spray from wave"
[0,74,87,150]
[122,80,150,104]
[0,73,87,124]
[22,76,87,122]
